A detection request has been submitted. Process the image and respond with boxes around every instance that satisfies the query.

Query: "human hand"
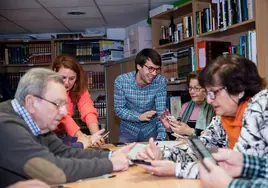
[112,142,136,157]
[139,160,176,176]
[159,109,171,129]
[199,158,233,188]
[91,128,106,147]
[8,179,50,188]
[139,110,157,121]
[110,153,130,172]
[77,134,92,149]
[170,121,194,136]
[212,148,243,177]
[137,138,162,160]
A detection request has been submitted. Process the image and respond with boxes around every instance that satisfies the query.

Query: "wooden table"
[62,144,202,188]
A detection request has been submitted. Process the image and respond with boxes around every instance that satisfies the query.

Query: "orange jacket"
[57,91,98,136]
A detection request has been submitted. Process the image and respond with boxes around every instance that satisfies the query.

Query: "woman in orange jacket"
[51,54,104,148]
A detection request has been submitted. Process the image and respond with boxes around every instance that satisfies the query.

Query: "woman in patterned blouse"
[137,54,268,179]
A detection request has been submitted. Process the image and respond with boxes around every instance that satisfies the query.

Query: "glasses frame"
[143,64,161,73]
[188,86,203,92]
[206,87,226,100]
[33,95,64,109]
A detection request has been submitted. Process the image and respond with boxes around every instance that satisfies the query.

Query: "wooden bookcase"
[0,37,107,132]
[151,0,268,81]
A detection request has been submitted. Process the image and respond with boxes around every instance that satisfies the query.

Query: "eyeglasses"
[206,87,226,100]
[188,87,203,92]
[33,95,67,109]
[143,64,161,73]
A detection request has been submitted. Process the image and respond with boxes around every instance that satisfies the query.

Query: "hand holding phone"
[101,131,110,139]
[187,136,217,172]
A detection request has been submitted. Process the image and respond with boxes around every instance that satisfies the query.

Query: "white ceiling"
[0,0,176,35]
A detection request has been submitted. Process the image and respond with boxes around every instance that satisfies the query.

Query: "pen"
[77,174,116,182]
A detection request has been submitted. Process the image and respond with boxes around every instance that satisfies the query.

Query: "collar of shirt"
[11,99,41,136]
[132,71,161,89]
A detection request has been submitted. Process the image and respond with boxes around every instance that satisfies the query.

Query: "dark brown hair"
[51,54,88,104]
[199,54,266,102]
[135,48,162,72]
[187,70,201,86]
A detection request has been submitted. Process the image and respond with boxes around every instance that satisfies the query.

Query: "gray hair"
[15,68,64,105]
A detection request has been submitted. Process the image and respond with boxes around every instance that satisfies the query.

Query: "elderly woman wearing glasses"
[161,71,214,137]
[137,54,268,179]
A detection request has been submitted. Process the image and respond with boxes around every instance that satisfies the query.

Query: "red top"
[56,91,98,136]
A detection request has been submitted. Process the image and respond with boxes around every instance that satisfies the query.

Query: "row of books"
[93,102,107,117]
[57,40,100,62]
[3,71,105,94]
[196,0,255,34]
[4,72,25,92]
[0,39,126,65]
[161,46,196,81]
[197,30,257,69]
[85,71,105,90]
[166,90,191,119]
[2,43,51,65]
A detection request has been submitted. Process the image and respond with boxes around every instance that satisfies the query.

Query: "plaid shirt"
[229,154,268,188]
[11,99,41,136]
[114,71,167,140]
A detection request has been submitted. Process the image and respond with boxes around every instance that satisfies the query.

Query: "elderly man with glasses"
[0,68,136,187]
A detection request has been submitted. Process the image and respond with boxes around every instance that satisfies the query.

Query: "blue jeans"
[119,128,158,143]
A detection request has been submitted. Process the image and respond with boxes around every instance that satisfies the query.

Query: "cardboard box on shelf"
[128,27,152,56]
[149,4,174,18]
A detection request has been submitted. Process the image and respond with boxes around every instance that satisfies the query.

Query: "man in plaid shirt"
[114,48,167,142]
[199,148,268,188]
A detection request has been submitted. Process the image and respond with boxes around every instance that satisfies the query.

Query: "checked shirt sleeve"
[228,154,268,188]
[114,76,140,122]
[155,79,167,140]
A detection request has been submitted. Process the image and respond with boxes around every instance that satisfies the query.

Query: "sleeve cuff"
[229,179,250,188]
[108,151,113,159]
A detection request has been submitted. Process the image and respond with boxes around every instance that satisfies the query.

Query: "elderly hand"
[90,129,106,147]
[137,138,162,160]
[139,160,176,176]
[199,158,233,188]
[110,153,130,172]
[170,121,194,136]
[112,142,136,157]
[8,179,50,188]
[139,110,157,121]
[212,148,243,177]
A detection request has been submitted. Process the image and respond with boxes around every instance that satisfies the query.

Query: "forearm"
[88,122,100,134]
[156,121,166,140]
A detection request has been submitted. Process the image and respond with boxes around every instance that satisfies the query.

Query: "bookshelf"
[0,37,107,132]
[151,0,268,81]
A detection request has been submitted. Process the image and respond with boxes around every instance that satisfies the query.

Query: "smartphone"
[131,159,152,166]
[101,131,110,139]
[112,142,126,147]
[187,136,217,171]
[166,115,177,122]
